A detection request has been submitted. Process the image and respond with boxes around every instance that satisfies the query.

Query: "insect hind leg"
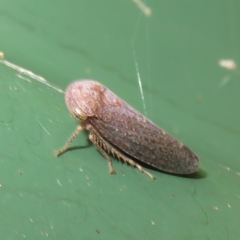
[87,125,155,180]
[120,155,155,180]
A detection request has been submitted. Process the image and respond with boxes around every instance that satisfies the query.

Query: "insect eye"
[73,107,87,121]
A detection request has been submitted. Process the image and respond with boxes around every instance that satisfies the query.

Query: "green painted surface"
[0,1,240,239]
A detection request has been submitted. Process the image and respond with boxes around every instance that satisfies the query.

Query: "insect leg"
[54,123,85,157]
[88,132,116,174]
[119,155,156,180]
[86,124,155,180]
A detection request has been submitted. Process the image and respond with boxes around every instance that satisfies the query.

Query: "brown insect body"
[56,80,199,179]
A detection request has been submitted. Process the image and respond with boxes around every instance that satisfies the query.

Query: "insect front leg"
[54,123,85,157]
[88,130,116,175]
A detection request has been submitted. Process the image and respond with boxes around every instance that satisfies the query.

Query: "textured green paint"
[0,0,240,239]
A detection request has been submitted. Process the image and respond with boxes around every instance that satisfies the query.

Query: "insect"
[54,80,199,179]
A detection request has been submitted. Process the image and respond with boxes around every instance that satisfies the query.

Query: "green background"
[1,0,240,239]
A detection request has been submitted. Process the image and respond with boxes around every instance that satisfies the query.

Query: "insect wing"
[89,104,198,174]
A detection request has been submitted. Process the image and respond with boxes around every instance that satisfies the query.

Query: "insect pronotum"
[54,80,199,179]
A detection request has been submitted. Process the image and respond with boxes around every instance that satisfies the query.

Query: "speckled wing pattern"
[88,104,198,174]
